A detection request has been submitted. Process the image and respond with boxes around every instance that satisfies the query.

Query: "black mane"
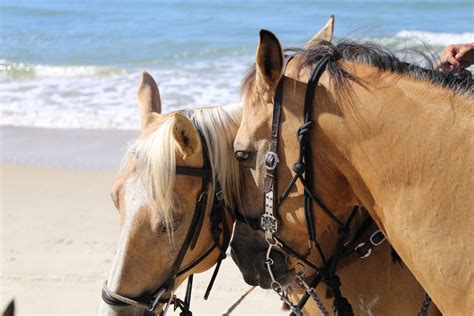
[241,40,473,99]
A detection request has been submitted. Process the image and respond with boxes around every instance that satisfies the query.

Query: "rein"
[101,112,232,315]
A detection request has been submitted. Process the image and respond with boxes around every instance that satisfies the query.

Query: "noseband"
[102,112,233,315]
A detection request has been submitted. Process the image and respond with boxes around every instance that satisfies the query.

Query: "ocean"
[1,0,473,130]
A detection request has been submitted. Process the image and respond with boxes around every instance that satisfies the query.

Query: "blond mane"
[127,103,242,234]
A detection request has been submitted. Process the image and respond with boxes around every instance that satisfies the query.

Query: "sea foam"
[394,30,474,46]
[0,57,249,129]
[1,31,472,130]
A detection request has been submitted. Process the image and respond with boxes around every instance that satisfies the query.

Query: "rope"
[222,286,256,315]
[102,281,150,309]
[417,293,432,316]
[308,289,330,316]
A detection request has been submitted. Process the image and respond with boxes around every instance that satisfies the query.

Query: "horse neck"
[314,62,473,313]
[316,62,472,221]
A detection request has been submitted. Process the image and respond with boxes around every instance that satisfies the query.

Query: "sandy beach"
[2,1,473,314]
[0,126,285,315]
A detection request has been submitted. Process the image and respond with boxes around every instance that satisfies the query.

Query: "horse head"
[98,72,242,315]
[230,16,356,290]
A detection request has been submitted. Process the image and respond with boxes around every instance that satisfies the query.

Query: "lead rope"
[296,272,329,316]
[307,289,329,316]
[222,286,256,315]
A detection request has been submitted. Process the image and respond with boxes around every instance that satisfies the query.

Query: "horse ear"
[137,71,161,128]
[255,29,284,92]
[2,300,14,316]
[172,113,200,160]
[304,15,335,48]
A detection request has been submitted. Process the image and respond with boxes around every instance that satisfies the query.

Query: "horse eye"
[161,217,181,233]
[234,150,251,162]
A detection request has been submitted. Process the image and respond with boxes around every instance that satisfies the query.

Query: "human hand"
[439,43,474,73]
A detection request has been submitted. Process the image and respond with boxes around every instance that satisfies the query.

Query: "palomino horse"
[97,72,243,315]
[232,29,473,314]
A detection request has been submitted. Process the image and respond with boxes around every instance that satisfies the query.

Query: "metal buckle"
[261,214,278,234]
[215,190,224,201]
[354,243,371,258]
[265,235,282,247]
[264,151,279,170]
[369,230,386,246]
[197,191,208,203]
[161,295,174,316]
[271,280,300,313]
[148,286,169,312]
[296,273,315,296]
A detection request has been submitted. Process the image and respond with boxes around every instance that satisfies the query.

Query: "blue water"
[1,1,473,129]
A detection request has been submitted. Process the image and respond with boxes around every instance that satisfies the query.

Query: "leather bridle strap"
[176,166,211,178]
[260,55,357,315]
[261,76,285,240]
[296,206,358,311]
[301,55,333,241]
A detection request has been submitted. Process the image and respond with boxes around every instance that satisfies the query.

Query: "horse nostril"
[235,151,250,162]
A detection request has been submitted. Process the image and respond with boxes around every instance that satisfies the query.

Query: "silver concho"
[261,213,278,234]
[264,151,279,170]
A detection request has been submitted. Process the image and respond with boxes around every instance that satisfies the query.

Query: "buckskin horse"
[232,27,473,315]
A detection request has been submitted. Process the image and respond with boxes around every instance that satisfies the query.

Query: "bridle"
[255,54,357,316]
[102,112,233,315]
[237,52,432,316]
[234,54,358,315]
